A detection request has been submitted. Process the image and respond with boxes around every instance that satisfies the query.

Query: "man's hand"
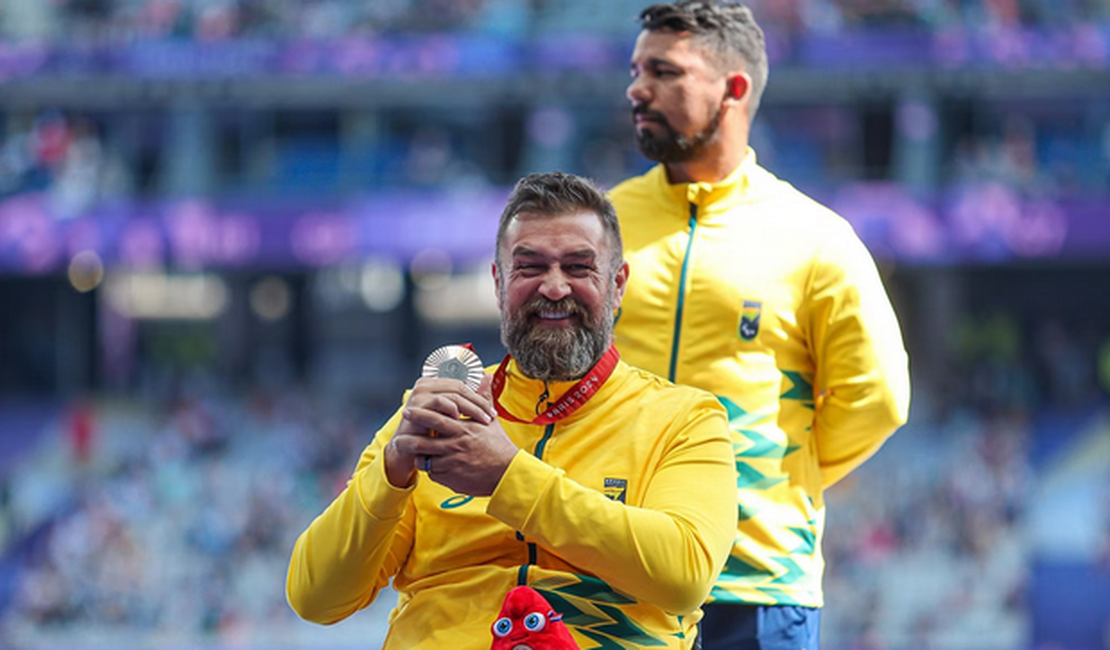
[385,375,518,496]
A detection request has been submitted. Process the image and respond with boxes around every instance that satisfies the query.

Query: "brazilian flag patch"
[739,300,762,341]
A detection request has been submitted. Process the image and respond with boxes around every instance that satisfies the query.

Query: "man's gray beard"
[635,108,722,164]
[501,299,611,382]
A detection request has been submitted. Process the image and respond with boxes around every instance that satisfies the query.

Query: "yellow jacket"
[287,357,737,648]
[610,151,910,607]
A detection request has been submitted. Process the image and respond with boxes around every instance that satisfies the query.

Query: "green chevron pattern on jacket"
[531,575,668,648]
[779,371,815,409]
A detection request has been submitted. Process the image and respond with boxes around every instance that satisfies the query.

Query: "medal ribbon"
[491,345,620,425]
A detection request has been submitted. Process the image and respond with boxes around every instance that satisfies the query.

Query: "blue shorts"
[698,603,820,650]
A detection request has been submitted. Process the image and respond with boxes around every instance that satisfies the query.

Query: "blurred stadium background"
[1,0,1109,648]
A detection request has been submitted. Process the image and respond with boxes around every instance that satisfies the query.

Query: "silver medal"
[421,345,484,391]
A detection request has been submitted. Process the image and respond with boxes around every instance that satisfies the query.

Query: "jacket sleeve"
[286,408,417,625]
[485,397,736,615]
[807,221,911,488]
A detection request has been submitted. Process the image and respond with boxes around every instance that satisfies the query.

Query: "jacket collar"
[653,147,766,212]
[494,356,619,425]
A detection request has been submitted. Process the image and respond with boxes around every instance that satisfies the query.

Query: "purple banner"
[931,24,1110,69]
[0,189,508,274]
[796,25,1110,70]
[829,182,1108,264]
[0,43,50,80]
[121,39,278,78]
[0,184,1107,274]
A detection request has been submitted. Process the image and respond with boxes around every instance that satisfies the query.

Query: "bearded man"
[611,3,911,648]
[287,171,737,649]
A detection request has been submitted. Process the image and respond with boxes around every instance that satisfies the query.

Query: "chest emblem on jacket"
[603,478,627,503]
[739,300,762,341]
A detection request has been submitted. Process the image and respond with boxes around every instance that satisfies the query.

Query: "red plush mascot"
[490,586,580,650]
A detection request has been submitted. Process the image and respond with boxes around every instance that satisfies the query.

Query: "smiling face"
[494,210,628,381]
[627,28,728,164]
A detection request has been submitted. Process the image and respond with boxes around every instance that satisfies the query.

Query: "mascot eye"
[523,612,547,632]
[493,617,513,637]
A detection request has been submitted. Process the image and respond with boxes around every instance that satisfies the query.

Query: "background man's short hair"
[638,1,769,118]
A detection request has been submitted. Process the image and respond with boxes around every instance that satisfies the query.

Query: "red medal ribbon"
[491,345,620,425]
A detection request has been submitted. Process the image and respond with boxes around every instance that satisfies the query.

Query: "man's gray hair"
[495,171,623,277]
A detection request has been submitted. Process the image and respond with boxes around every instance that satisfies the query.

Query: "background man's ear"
[728,74,749,100]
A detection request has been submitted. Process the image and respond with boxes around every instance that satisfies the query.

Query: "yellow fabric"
[610,150,910,607]
[287,358,737,649]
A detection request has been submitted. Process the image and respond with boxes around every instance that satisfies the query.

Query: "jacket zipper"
[517,422,556,586]
[669,203,698,382]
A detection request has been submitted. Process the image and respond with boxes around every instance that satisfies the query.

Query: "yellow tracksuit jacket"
[610,151,911,608]
[287,357,737,648]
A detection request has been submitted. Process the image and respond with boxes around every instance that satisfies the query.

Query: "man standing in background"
[610,2,911,648]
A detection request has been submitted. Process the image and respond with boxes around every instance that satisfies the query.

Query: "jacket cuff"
[486,450,560,529]
[354,454,415,521]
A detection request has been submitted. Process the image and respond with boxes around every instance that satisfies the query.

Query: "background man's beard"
[634,109,722,164]
[501,298,612,382]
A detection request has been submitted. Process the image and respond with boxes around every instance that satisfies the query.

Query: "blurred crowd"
[2,0,1110,44]
[0,104,1106,212]
[949,115,1110,200]
[1,0,500,41]
[823,409,1032,649]
[745,0,1110,33]
[0,0,1108,210]
[0,388,386,647]
[0,112,130,217]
